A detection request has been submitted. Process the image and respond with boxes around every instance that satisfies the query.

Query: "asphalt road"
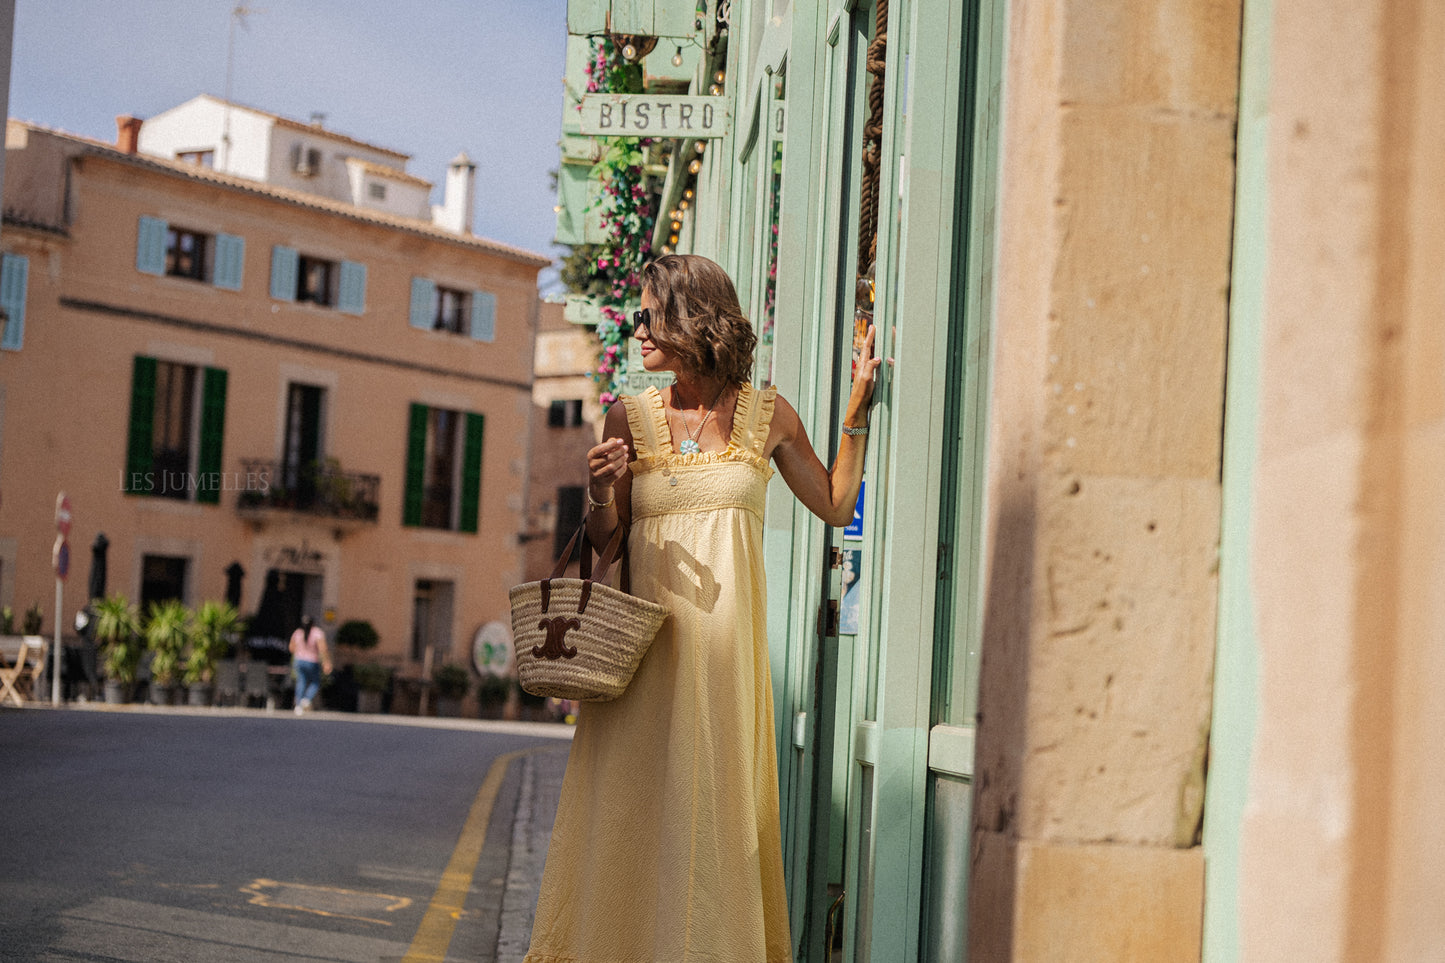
[0,706,571,963]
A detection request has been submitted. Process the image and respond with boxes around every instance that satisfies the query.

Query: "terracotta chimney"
[116,116,143,154]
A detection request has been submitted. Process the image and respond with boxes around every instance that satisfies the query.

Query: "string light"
[672,46,684,67]
[689,159,702,174]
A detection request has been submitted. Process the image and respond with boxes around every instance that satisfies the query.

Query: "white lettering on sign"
[580,95,730,139]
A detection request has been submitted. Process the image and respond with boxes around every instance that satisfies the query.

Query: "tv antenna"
[222,5,263,170]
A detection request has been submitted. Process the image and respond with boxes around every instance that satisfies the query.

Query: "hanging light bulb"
[671,220,682,232]
[622,42,638,61]
[709,84,722,95]
[695,141,706,154]
[553,205,562,213]
[689,159,702,174]
[679,199,689,211]
[683,188,694,200]
[669,234,679,245]
[672,46,684,67]
[715,70,726,84]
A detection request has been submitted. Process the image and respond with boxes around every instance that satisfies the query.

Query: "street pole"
[52,576,61,705]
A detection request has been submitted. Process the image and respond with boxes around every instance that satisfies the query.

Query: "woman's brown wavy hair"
[640,255,757,387]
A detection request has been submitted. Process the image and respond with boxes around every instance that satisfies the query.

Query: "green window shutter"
[213,233,245,291]
[403,403,429,527]
[409,277,436,329]
[469,290,496,342]
[136,216,167,276]
[337,260,367,315]
[269,245,298,300]
[459,412,485,534]
[0,254,29,351]
[125,356,158,496]
[196,367,228,505]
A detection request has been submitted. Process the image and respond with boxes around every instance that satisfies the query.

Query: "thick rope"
[858,0,888,278]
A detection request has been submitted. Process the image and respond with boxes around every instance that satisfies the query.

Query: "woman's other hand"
[845,324,884,426]
[587,437,629,504]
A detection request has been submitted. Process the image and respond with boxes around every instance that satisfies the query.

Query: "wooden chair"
[0,636,50,707]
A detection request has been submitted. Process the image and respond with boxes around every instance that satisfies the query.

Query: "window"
[140,555,188,610]
[298,256,335,306]
[408,277,497,341]
[125,355,228,503]
[434,287,470,333]
[270,246,366,314]
[403,404,484,532]
[290,144,322,177]
[166,227,208,281]
[548,399,584,428]
[0,254,28,352]
[176,149,214,168]
[137,217,244,290]
[554,485,586,560]
[368,182,387,200]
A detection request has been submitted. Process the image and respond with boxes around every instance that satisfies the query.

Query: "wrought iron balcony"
[236,458,380,523]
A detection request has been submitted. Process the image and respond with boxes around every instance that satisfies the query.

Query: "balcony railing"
[236,458,380,522]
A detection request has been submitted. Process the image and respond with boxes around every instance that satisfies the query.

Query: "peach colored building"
[0,108,549,695]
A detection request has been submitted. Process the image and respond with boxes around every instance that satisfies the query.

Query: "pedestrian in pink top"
[288,616,331,714]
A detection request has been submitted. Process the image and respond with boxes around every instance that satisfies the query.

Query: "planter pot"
[357,690,384,714]
[187,683,213,707]
[437,696,464,718]
[103,680,131,704]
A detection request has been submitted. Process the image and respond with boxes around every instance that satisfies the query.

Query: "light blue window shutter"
[469,290,496,343]
[213,233,245,291]
[269,245,298,301]
[136,216,167,276]
[409,277,436,330]
[337,260,367,315]
[0,254,29,351]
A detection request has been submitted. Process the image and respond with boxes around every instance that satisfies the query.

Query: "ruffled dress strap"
[624,387,672,472]
[729,382,778,458]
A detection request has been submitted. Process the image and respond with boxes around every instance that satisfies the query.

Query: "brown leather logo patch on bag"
[534,616,580,660]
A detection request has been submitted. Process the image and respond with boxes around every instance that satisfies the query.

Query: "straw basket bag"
[509,519,668,702]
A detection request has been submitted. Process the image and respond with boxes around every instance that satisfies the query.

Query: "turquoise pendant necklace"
[676,391,721,455]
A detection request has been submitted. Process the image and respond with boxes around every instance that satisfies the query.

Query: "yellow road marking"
[402,748,530,962]
[241,878,411,925]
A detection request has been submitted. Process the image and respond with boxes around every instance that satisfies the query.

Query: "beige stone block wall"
[971,0,1240,957]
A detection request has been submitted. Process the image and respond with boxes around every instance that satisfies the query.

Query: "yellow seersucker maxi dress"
[524,383,792,963]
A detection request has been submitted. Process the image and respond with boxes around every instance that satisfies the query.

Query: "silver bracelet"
[842,424,869,436]
[587,487,615,510]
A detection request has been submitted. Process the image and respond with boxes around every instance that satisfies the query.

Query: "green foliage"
[353,662,391,693]
[336,619,380,650]
[144,599,192,687]
[22,603,42,635]
[92,594,143,684]
[1,605,13,635]
[432,662,472,700]
[185,600,244,685]
[476,673,512,704]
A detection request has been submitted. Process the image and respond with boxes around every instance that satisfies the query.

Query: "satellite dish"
[472,621,513,678]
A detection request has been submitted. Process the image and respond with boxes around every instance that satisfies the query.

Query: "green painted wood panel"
[196,367,228,505]
[125,356,158,494]
[402,403,428,527]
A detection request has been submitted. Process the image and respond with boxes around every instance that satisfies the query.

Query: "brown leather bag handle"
[540,516,629,615]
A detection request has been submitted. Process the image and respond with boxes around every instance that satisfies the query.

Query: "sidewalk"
[497,745,569,962]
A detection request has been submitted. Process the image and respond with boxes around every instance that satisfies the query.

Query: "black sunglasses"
[632,308,651,330]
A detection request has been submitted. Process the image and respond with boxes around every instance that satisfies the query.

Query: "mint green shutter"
[126,356,158,495]
[403,403,429,527]
[0,254,28,351]
[137,216,167,276]
[469,291,496,342]
[196,367,228,505]
[459,412,485,533]
[410,277,436,329]
[337,260,367,314]
[213,233,245,290]
[270,245,298,300]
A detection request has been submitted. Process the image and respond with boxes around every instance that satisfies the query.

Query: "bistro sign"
[579,94,730,139]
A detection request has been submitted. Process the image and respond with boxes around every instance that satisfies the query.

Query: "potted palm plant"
[433,663,472,717]
[144,600,191,705]
[93,594,143,703]
[184,601,244,706]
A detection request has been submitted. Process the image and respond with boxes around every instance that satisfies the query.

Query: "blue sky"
[9,0,570,286]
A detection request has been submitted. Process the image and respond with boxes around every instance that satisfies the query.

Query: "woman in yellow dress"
[524,254,880,963]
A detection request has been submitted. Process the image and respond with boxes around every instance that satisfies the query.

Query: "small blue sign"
[844,481,865,540]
